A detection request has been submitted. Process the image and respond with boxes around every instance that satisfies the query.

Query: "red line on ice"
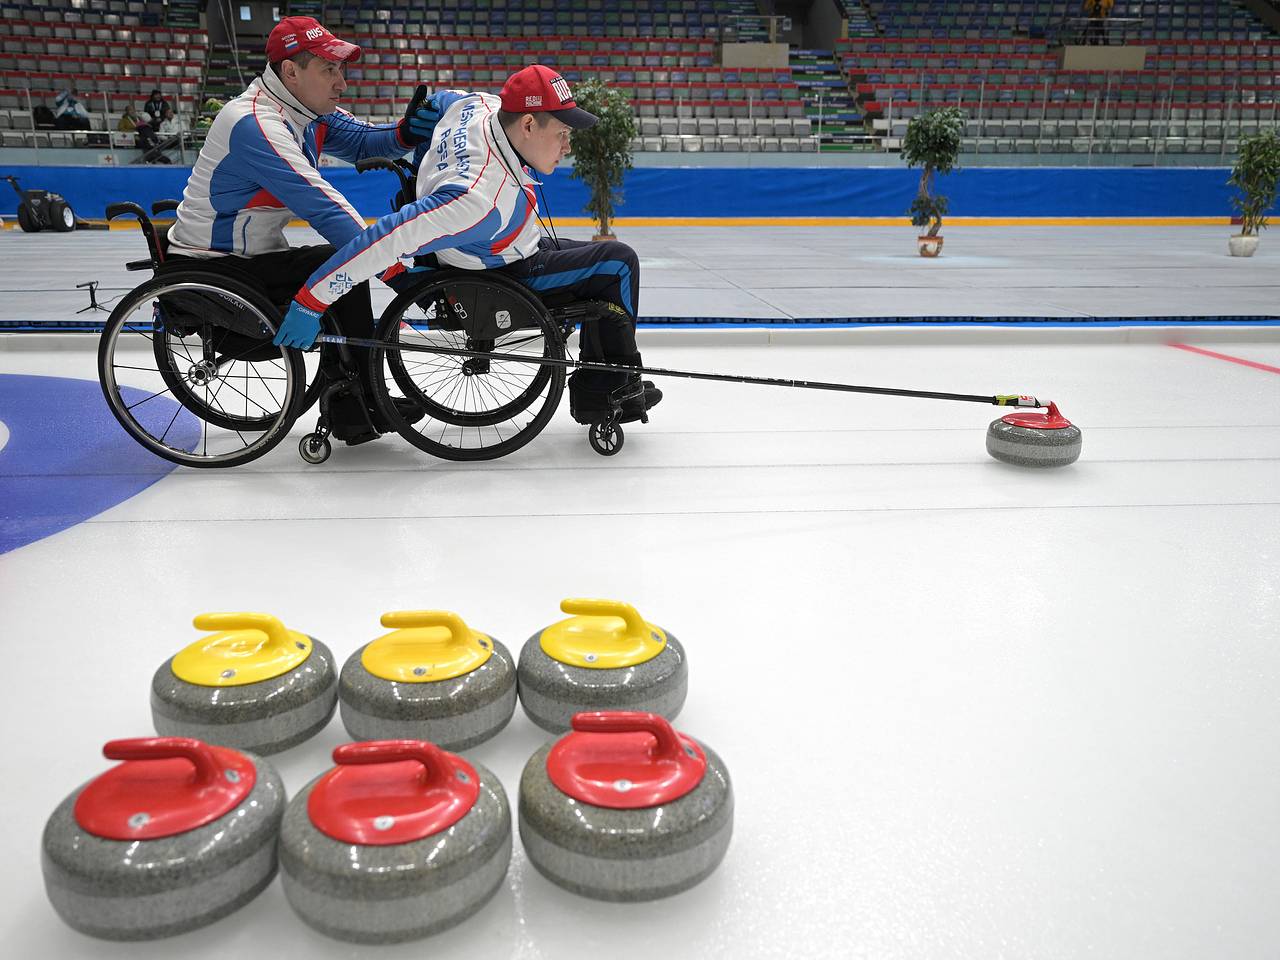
[1168,343,1280,375]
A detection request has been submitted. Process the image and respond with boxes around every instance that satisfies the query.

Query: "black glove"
[399,84,442,147]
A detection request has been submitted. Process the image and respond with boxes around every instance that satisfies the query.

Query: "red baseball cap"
[500,64,598,129]
[265,17,361,64]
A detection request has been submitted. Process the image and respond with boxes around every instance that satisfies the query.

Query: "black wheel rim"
[99,275,302,467]
[369,273,565,461]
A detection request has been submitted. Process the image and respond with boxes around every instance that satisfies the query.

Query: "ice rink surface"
[1,226,1278,959]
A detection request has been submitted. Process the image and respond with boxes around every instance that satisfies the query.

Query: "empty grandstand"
[0,1,1275,160]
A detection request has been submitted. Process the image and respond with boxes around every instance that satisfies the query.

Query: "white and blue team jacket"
[167,66,408,259]
[295,91,543,311]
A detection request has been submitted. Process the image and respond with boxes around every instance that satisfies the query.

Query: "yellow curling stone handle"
[539,599,667,669]
[362,610,493,683]
[171,613,313,687]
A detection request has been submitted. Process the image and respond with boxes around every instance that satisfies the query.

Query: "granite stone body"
[338,639,516,750]
[279,761,511,943]
[41,753,286,940]
[151,638,338,754]
[518,740,732,901]
[986,419,1083,467]
[517,631,687,734]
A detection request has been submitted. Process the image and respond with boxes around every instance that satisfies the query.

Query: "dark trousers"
[164,245,378,422]
[165,244,374,352]
[499,237,641,362]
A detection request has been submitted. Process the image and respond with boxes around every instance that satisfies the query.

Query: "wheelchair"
[97,194,639,468]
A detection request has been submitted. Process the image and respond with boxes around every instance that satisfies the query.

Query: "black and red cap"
[500,64,598,129]
[266,16,361,65]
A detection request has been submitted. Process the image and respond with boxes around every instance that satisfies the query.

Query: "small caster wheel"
[299,433,332,464]
[588,418,624,456]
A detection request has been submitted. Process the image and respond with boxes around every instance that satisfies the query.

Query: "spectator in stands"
[117,103,143,132]
[1083,0,1115,45]
[272,64,661,425]
[144,89,170,125]
[157,105,184,137]
[164,16,440,445]
[53,88,91,130]
[117,102,163,159]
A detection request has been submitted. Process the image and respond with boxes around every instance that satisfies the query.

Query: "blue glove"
[400,84,442,146]
[273,300,324,350]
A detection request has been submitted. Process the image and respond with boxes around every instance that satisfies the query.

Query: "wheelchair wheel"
[368,272,565,461]
[99,271,305,468]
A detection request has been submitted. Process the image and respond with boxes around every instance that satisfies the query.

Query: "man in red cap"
[164,16,441,444]
[273,63,660,427]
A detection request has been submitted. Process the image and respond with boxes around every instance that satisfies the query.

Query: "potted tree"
[902,106,965,257]
[567,77,637,241]
[1227,129,1280,258]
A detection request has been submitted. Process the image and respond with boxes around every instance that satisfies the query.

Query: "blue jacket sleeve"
[227,108,369,249]
[318,109,409,164]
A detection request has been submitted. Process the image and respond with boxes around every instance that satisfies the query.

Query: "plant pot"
[592,232,616,243]
[1228,234,1258,257]
[917,235,944,258]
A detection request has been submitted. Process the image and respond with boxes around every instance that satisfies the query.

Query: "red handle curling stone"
[307,739,481,845]
[73,737,257,840]
[546,711,708,810]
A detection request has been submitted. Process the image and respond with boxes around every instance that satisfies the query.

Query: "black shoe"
[619,381,662,424]
[330,421,381,446]
[642,380,662,410]
[371,397,425,432]
[341,430,381,447]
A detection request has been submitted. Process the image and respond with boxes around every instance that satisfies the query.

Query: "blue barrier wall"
[0,163,1249,220]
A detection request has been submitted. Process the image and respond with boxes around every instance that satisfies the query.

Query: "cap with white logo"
[265,16,361,64]
[499,64,598,129]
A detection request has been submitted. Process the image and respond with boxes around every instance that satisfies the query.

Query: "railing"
[870,70,1276,164]
[1,88,204,163]
[1049,17,1146,47]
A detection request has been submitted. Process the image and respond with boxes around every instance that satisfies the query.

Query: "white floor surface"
[1,328,1278,958]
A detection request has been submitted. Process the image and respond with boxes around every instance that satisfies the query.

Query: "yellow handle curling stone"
[151,613,338,755]
[339,610,517,750]
[516,599,688,734]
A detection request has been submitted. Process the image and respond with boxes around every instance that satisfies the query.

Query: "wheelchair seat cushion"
[156,288,273,341]
[429,279,542,338]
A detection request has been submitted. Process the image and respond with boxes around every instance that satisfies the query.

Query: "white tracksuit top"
[167,67,407,259]
[294,91,544,311]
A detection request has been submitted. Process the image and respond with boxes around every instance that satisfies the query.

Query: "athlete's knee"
[602,240,638,271]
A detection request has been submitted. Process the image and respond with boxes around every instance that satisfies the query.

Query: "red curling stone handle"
[571,711,684,758]
[102,737,223,785]
[333,740,455,786]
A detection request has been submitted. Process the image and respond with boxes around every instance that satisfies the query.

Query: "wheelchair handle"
[355,156,399,174]
[107,201,165,270]
[106,201,148,222]
[356,156,413,194]
[151,199,180,215]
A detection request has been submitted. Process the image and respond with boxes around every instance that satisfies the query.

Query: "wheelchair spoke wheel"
[369,272,565,461]
[98,272,304,468]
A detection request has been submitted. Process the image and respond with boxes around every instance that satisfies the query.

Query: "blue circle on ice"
[0,374,198,554]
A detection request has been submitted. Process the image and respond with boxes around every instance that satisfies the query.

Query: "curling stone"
[519,711,733,901]
[279,740,511,943]
[339,610,516,750]
[42,737,285,940]
[517,599,687,733]
[986,401,1082,467]
[151,612,338,754]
